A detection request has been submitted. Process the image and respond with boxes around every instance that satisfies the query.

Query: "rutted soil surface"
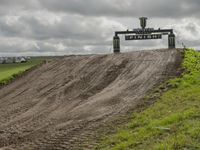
[0,49,182,150]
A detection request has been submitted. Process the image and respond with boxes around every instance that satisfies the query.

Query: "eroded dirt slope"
[0,49,182,150]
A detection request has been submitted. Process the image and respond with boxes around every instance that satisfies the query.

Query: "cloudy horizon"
[0,0,200,56]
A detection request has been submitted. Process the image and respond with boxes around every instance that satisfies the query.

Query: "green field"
[97,49,200,150]
[0,58,44,85]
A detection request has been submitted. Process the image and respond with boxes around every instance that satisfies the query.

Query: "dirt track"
[0,49,182,150]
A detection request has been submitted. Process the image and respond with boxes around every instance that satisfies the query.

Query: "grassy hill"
[97,49,200,150]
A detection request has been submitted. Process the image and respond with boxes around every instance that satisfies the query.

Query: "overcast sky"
[0,0,200,56]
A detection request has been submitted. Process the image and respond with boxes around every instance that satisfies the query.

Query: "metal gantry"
[113,17,176,53]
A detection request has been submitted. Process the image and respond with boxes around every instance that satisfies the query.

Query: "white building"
[0,57,29,64]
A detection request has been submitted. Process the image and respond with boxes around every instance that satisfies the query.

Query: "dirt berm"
[0,49,182,150]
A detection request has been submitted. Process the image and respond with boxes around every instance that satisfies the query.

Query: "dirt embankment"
[0,49,183,150]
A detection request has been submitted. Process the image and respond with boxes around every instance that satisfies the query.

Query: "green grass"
[97,49,200,150]
[0,58,44,85]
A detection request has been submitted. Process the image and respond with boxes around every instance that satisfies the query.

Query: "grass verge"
[0,58,44,85]
[97,49,200,150]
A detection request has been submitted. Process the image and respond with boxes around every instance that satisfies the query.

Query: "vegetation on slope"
[0,58,44,85]
[97,49,200,150]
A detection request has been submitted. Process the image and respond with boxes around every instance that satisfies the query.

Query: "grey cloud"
[0,13,120,41]
[0,38,112,56]
[0,12,125,56]
[1,0,200,19]
[185,23,198,35]
[39,0,200,18]
[0,0,200,56]
[0,0,40,16]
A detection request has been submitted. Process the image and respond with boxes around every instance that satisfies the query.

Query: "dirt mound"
[0,49,183,149]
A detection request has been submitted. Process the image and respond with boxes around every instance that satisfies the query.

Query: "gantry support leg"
[113,35,120,53]
[168,33,176,49]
